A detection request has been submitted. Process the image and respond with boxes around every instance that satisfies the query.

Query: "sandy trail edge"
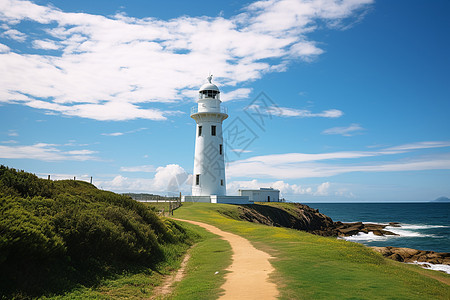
[173,218,279,300]
[149,251,191,299]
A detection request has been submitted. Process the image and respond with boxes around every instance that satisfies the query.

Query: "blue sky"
[0,0,449,202]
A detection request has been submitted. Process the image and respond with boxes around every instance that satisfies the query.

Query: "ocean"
[304,202,450,253]
[304,203,450,273]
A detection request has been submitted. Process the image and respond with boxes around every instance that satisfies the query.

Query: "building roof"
[238,188,280,192]
[199,75,220,92]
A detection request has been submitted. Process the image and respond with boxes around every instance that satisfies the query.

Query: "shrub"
[0,165,191,298]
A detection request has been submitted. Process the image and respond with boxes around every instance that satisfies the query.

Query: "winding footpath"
[174,218,279,299]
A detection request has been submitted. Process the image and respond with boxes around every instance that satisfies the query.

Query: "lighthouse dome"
[199,82,220,92]
[199,75,220,100]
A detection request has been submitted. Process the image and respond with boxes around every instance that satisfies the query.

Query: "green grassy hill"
[0,166,196,299]
[172,202,450,300]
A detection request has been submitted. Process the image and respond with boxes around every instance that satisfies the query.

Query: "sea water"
[305,203,450,273]
[304,203,450,252]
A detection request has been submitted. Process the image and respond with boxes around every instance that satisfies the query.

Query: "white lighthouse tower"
[191,75,228,196]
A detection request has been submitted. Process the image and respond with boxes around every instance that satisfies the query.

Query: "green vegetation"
[170,222,231,300]
[174,202,450,300]
[0,166,196,299]
[1,166,448,299]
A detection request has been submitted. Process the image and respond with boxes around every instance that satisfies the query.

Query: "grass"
[41,270,160,299]
[170,222,232,300]
[39,216,231,300]
[173,202,450,300]
[144,202,175,213]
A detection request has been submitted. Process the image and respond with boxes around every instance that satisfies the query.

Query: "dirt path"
[174,218,279,300]
[149,251,191,299]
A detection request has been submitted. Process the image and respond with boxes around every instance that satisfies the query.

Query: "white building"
[238,188,280,202]
[191,75,227,196]
[183,76,250,204]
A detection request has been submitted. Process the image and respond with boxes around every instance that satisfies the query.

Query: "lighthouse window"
[195,174,200,185]
[200,90,219,99]
[221,179,224,186]
[211,125,216,136]
[198,126,202,137]
[219,144,223,155]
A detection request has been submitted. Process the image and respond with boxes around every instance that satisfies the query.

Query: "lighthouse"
[183,76,249,204]
[191,75,228,196]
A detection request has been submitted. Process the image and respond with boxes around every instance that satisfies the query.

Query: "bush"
[0,166,192,298]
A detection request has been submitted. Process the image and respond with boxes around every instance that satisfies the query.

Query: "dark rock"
[372,230,384,236]
[389,253,404,262]
[372,246,450,266]
[382,230,398,236]
[388,222,401,227]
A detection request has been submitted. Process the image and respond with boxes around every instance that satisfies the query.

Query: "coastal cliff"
[228,203,398,237]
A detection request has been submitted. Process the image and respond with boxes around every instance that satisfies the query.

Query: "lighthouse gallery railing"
[191,106,227,115]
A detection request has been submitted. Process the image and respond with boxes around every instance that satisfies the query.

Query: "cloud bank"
[0,0,373,121]
[227,141,450,179]
[0,142,98,161]
[96,164,191,194]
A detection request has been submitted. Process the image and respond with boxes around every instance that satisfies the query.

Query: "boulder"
[372,246,450,266]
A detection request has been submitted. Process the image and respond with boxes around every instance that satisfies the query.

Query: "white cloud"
[0,0,373,121]
[102,132,124,136]
[322,123,364,136]
[227,141,450,179]
[231,149,253,153]
[315,182,330,195]
[66,149,97,155]
[221,88,253,102]
[384,141,450,152]
[0,43,10,52]
[101,127,148,137]
[227,179,350,197]
[0,142,99,161]
[32,39,61,50]
[97,164,191,193]
[25,99,172,121]
[275,106,343,118]
[249,105,343,118]
[7,129,18,136]
[1,28,26,41]
[1,140,18,144]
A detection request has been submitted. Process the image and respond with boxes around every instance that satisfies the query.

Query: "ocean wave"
[342,223,446,241]
[395,224,449,230]
[385,226,436,238]
[409,261,450,275]
[342,232,389,242]
[385,223,447,238]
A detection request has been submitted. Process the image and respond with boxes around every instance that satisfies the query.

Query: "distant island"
[432,196,450,202]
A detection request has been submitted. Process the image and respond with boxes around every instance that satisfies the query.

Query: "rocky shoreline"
[234,203,400,237]
[230,203,449,269]
[332,221,399,237]
[371,246,450,265]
